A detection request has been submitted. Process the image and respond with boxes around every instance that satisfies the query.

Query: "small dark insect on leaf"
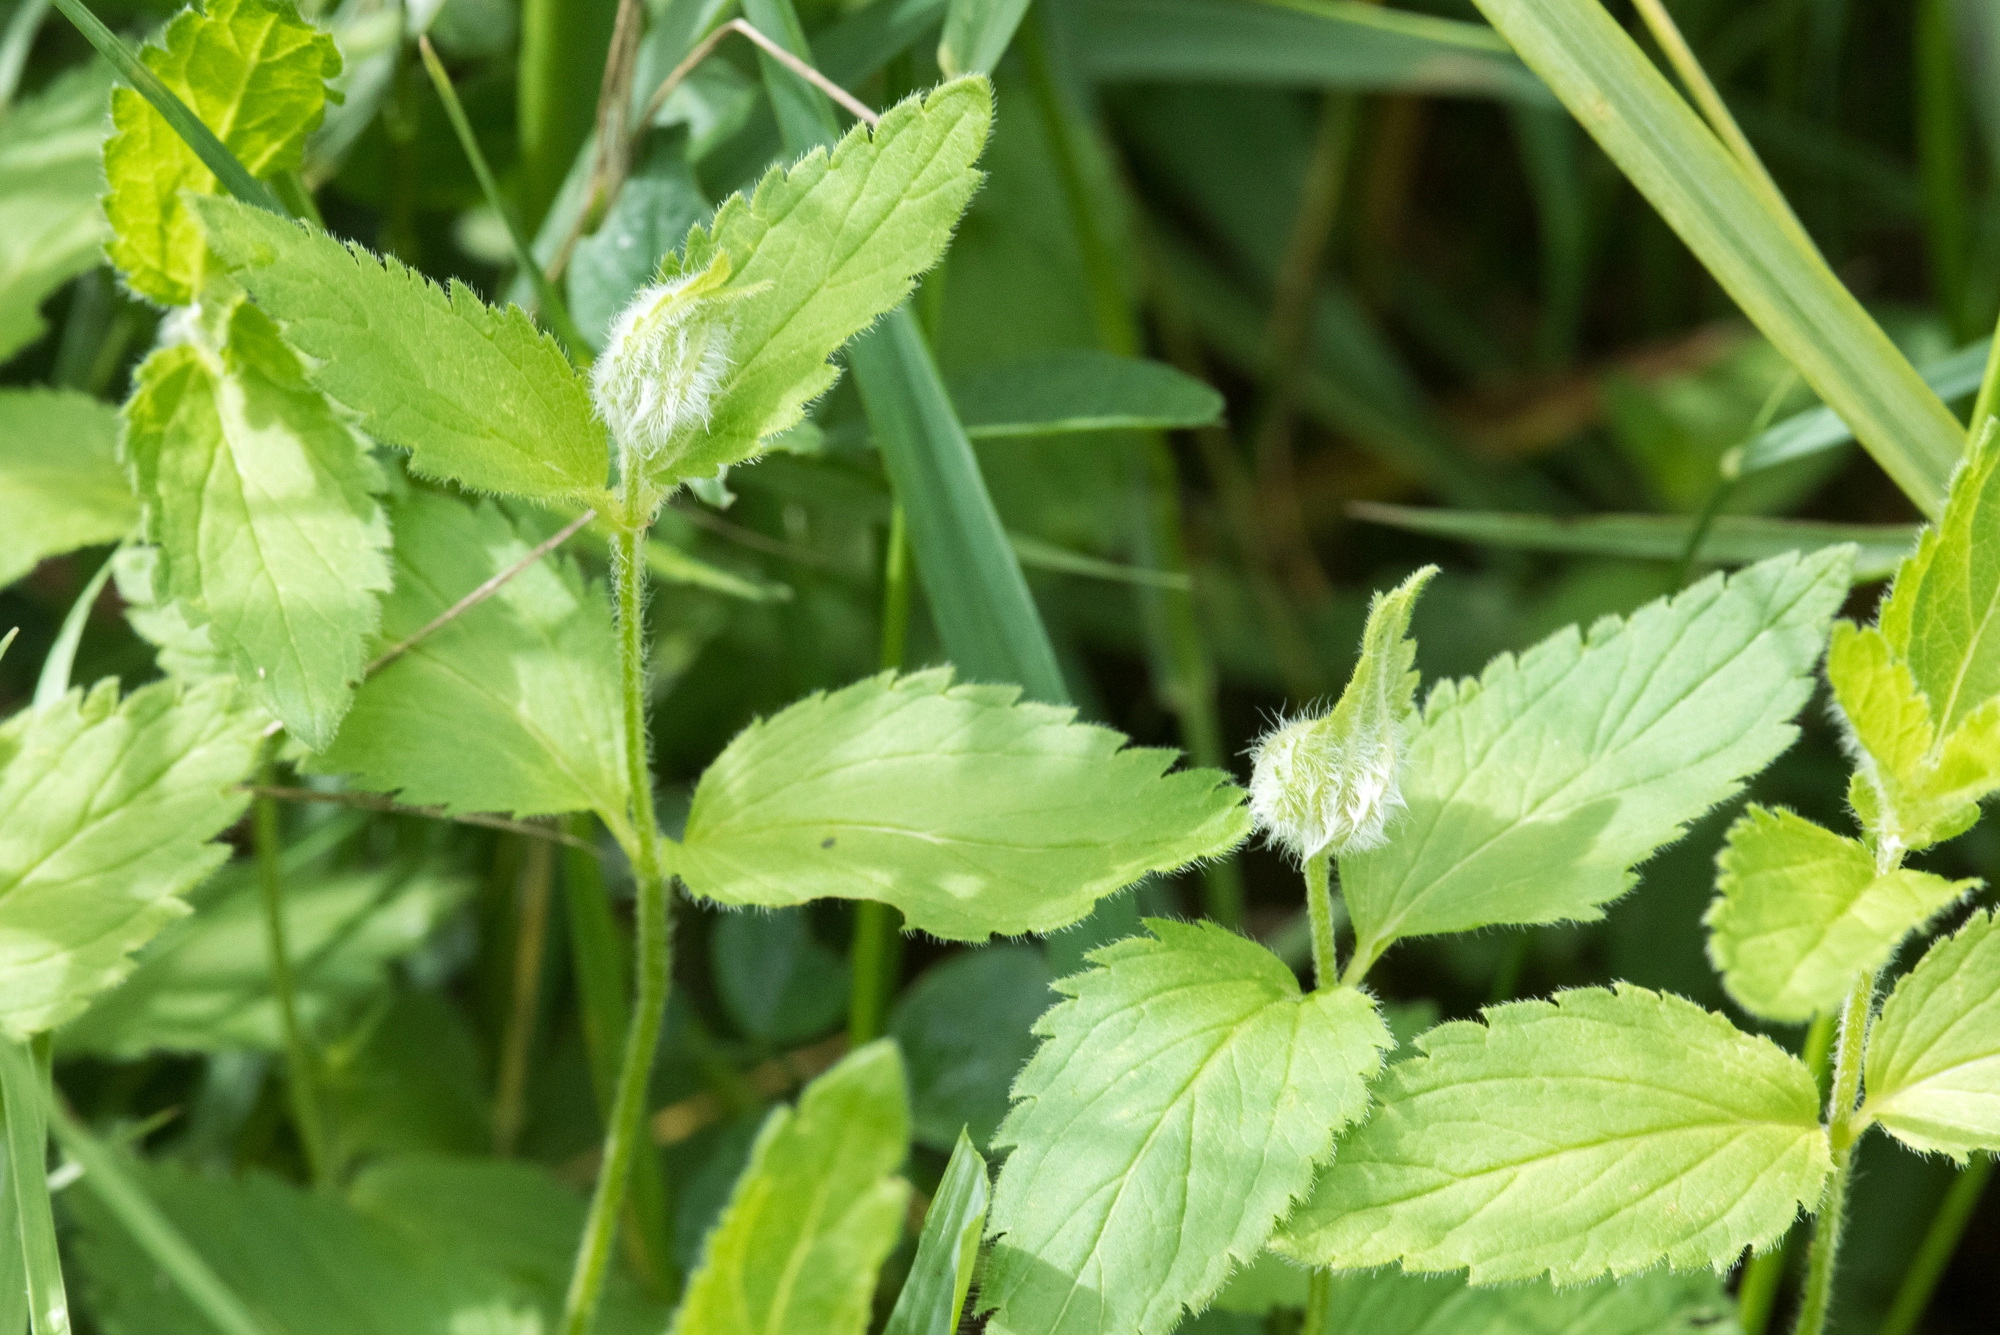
[821,836,837,849]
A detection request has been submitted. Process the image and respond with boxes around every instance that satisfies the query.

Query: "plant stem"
[1792,971,1875,1335]
[1876,1153,1993,1335]
[1736,1241,1789,1335]
[560,524,675,1335]
[254,758,329,1187]
[0,1039,65,1335]
[1304,852,1338,992]
[1303,1266,1332,1333]
[849,506,911,1044]
[493,837,553,1155]
[878,503,911,671]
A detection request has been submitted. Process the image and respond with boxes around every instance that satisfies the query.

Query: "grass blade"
[883,1132,989,1335]
[1731,338,1989,476]
[1470,0,1964,515]
[32,548,118,708]
[46,0,286,217]
[0,1041,65,1335]
[47,1104,268,1335]
[1350,502,1915,581]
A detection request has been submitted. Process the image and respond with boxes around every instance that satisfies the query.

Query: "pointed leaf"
[673,669,1250,941]
[308,491,628,828]
[1274,985,1830,1283]
[671,1041,912,1335]
[1341,548,1851,970]
[0,388,134,587]
[981,921,1390,1335]
[1863,908,2000,1159]
[1706,805,1976,1023]
[123,300,391,749]
[947,350,1224,439]
[103,0,340,305]
[1316,1268,1738,1335]
[0,64,114,364]
[195,195,609,503]
[0,676,260,1037]
[884,1133,989,1335]
[638,77,992,492]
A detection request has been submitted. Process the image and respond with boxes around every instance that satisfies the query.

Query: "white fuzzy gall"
[1248,710,1405,862]
[591,255,737,466]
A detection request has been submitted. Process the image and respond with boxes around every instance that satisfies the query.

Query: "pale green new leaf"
[195,195,609,503]
[1274,985,1831,1283]
[672,669,1250,941]
[1706,806,1976,1023]
[123,299,391,750]
[111,545,230,682]
[981,921,1390,1335]
[883,1133,988,1335]
[671,1041,911,1335]
[1879,426,2000,735]
[103,0,341,305]
[0,63,114,364]
[0,676,260,1037]
[1341,548,1851,970]
[0,387,134,587]
[647,77,991,491]
[1315,1268,1739,1335]
[1862,909,2000,1159]
[309,491,627,829]
[62,863,474,1059]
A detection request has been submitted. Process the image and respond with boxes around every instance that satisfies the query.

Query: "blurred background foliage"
[3,0,1997,1330]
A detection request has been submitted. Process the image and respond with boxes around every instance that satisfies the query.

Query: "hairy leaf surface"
[124,300,390,749]
[673,669,1250,940]
[1274,985,1830,1283]
[671,1041,911,1335]
[0,677,259,1037]
[1316,1268,1738,1335]
[0,65,113,364]
[103,0,340,305]
[1706,805,1975,1022]
[0,388,134,587]
[196,196,608,502]
[646,77,991,490]
[1340,548,1850,967]
[309,491,627,827]
[982,921,1390,1335]
[1864,909,2000,1159]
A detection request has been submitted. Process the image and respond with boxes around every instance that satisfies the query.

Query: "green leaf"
[1080,0,1553,104]
[1340,548,1851,972]
[1468,0,1962,515]
[566,134,708,350]
[1315,1268,1739,1335]
[0,387,134,587]
[634,76,992,494]
[61,862,474,1059]
[890,944,1052,1151]
[1705,805,1976,1023]
[0,63,113,364]
[110,545,231,682]
[948,350,1224,439]
[194,195,610,503]
[1274,984,1831,1283]
[102,0,339,305]
[672,669,1249,940]
[309,490,628,830]
[123,299,391,750]
[938,0,1029,77]
[670,1040,912,1335]
[981,921,1390,1335]
[70,1157,567,1334]
[1878,424,2000,736]
[884,1133,989,1335]
[1350,502,1914,583]
[710,907,850,1047]
[1863,908,2000,1159]
[0,675,259,1037]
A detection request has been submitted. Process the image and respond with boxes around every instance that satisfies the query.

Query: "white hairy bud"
[591,254,738,466]
[1247,565,1438,862]
[1249,710,1404,862]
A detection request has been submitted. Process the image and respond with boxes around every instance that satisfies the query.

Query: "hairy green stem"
[1304,852,1338,992]
[561,525,675,1335]
[1877,1153,1993,1335]
[1303,1266,1333,1333]
[1792,971,1875,1335]
[254,758,329,1187]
